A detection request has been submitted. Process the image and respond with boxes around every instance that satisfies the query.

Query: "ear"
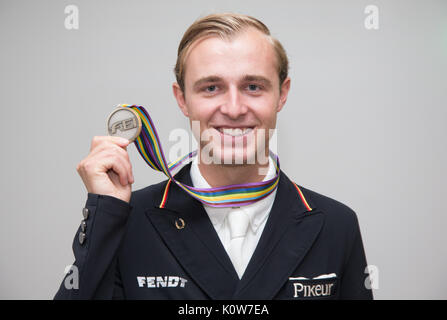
[277,77,291,113]
[172,82,189,117]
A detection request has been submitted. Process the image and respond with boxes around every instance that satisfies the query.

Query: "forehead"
[184,28,278,83]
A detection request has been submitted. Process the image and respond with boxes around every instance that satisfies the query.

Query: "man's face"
[174,27,290,165]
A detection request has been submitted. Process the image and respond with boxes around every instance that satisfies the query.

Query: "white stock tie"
[227,210,250,279]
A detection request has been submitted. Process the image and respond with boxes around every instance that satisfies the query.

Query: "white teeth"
[218,128,253,136]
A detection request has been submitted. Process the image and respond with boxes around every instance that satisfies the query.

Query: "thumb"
[112,137,131,148]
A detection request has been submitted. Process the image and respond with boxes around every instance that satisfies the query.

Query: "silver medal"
[106,105,142,142]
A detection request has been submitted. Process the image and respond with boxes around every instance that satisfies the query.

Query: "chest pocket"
[285,274,339,300]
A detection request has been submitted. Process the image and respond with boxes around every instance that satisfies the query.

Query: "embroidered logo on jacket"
[136,276,188,288]
[289,273,337,298]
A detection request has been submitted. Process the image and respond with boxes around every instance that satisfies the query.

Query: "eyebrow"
[241,75,273,88]
[192,74,273,90]
[192,76,222,90]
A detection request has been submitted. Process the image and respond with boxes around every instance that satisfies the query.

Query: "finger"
[114,152,134,186]
[90,144,133,184]
[116,151,133,185]
[100,154,130,186]
[128,161,134,184]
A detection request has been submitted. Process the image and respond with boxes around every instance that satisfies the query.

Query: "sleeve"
[338,214,374,300]
[54,193,131,300]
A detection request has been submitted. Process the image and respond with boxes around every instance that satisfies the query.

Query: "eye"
[205,85,217,92]
[247,84,261,91]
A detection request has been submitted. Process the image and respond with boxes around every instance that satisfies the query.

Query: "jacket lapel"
[233,172,325,299]
[145,164,239,299]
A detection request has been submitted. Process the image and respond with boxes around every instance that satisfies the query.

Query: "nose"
[220,85,247,119]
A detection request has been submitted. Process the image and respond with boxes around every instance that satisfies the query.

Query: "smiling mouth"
[214,127,255,137]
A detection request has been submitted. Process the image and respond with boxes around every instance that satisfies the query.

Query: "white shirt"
[190,156,277,279]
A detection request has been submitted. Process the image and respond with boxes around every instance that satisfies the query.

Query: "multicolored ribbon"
[121,104,280,208]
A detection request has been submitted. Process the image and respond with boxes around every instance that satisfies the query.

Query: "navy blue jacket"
[55,163,373,300]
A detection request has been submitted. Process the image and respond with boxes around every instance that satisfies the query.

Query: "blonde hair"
[174,13,289,92]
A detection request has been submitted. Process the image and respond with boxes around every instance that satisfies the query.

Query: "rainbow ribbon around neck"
[122,104,280,208]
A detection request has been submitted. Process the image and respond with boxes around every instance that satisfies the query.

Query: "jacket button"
[81,220,87,232]
[79,232,86,245]
[82,208,89,220]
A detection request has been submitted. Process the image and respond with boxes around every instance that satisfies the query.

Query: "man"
[55,13,373,300]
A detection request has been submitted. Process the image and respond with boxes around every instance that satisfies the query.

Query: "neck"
[197,157,270,188]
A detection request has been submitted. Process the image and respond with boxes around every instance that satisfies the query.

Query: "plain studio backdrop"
[0,0,446,299]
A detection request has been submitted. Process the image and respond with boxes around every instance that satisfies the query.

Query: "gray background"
[0,0,446,299]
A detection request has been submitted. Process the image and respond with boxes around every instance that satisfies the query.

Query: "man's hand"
[76,136,134,203]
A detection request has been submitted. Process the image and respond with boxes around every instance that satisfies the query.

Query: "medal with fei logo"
[106,105,142,142]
